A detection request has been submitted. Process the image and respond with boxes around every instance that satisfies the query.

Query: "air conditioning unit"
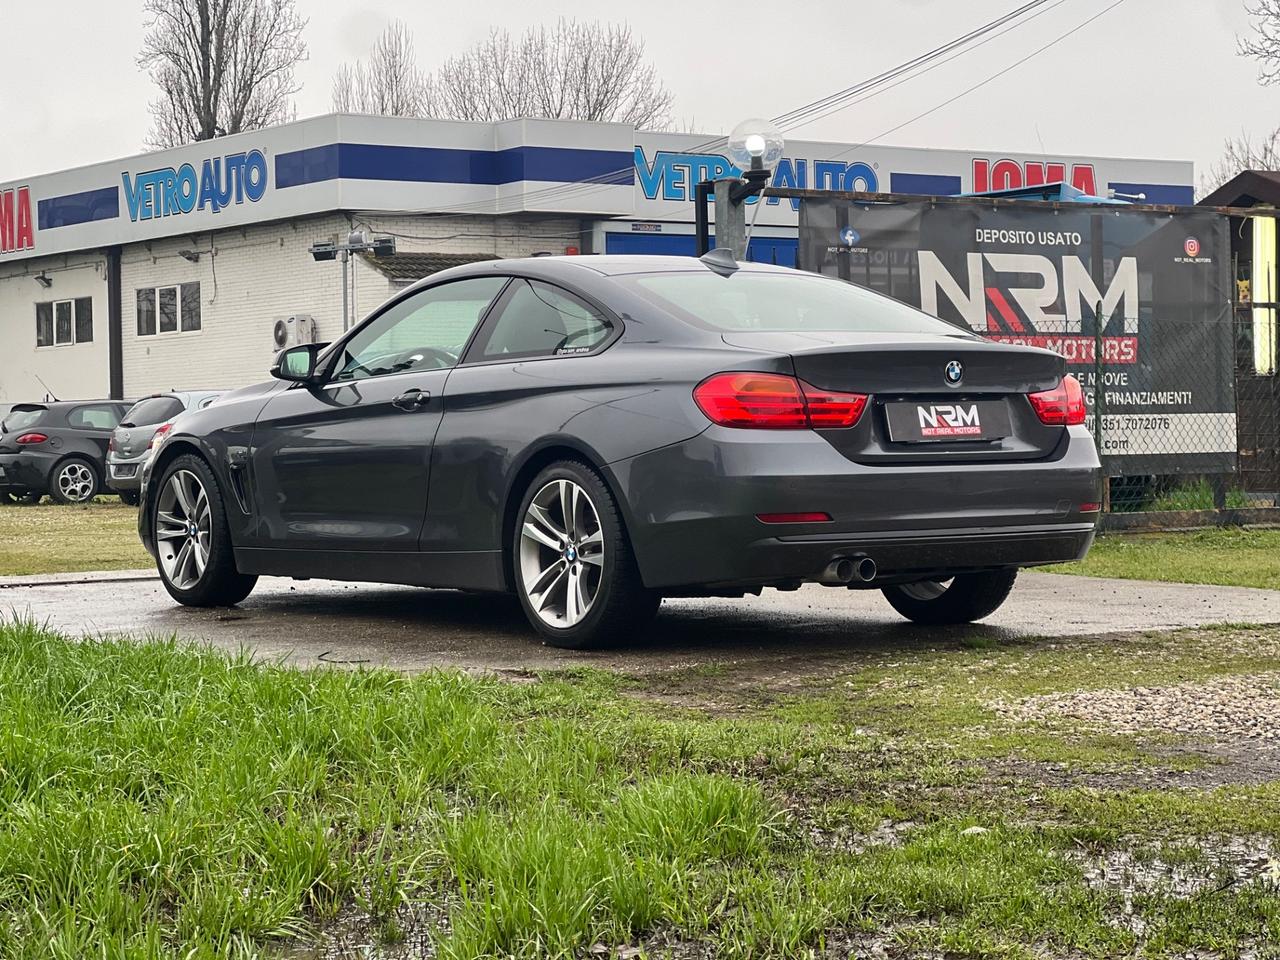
[271,314,316,352]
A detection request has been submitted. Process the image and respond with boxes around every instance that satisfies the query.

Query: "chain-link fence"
[1095,308,1274,519]
[1088,310,1279,514]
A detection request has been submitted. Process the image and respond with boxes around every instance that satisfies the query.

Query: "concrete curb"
[0,569,158,590]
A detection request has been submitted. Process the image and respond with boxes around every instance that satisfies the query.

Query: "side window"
[66,404,123,430]
[332,277,508,382]
[472,280,613,361]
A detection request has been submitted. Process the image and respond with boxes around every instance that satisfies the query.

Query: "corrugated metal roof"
[360,251,502,282]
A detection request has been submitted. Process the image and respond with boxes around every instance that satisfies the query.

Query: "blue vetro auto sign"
[122,149,269,221]
[634,146,878,210]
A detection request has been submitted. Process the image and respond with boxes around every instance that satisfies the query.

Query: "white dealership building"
[0,113,1194,402]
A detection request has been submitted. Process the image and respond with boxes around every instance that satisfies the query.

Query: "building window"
[137,282,200,336]
[74,298,93,343]
[35,297,93,347]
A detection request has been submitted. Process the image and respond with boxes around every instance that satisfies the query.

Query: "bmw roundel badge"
[944,359,964,386]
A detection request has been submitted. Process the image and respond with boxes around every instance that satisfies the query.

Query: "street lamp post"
[694,119,785,260]
[309,230,397,332]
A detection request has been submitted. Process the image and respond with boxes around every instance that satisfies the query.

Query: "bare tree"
[1242,0,1280,82]
[139,0,308,148]
[1202,127,1280,196]
[429,20,674,129]
[332,20,431,117]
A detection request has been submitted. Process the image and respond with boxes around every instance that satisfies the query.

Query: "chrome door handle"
[392,389,431,411]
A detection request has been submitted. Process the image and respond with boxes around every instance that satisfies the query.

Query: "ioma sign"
[0,186,35,255]
[123,149,269,221]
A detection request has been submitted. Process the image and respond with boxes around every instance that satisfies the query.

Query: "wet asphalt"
[2,569,1277,676]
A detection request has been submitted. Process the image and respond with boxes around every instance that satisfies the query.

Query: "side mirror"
[271,344,323,383]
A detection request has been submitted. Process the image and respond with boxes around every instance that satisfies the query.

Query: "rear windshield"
[622,270,959,335]
[1,407,45,433]
[122,396,184,427]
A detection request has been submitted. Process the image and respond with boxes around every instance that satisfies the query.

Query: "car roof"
[11,399,123,410]
[129,390,223,403]
[407,254,794,291]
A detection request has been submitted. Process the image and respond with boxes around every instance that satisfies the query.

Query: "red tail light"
[694,373,868,429]
[801,383,869,428]
[107,437,115,452]
[1028,375,1087,426]
[147,423,174,449]
[15,432,48,445]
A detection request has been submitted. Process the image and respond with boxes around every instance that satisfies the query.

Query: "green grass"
[0,501,151,576]
[1059,527,1280,592]
[1147,479,1251,513]
[0,618,1278,958]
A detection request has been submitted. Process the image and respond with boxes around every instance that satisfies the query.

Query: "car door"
[425,279,618,574]
[248,275,509,553]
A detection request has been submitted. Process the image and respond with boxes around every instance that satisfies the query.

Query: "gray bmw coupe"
[138,255,1100,648]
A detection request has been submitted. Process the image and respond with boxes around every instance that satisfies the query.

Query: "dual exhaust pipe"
[819,555,877,585]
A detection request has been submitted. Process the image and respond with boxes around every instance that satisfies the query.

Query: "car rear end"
[610,267,1100,592]
[0,405,55,498]
[108,394,212,496]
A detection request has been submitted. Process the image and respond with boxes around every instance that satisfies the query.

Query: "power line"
[773,0,1060,130]
[778,0,1074,135]
[825,0,1131,162]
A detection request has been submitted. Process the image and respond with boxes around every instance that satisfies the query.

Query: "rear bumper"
[106,455,144,492]
[609,424,1101,590]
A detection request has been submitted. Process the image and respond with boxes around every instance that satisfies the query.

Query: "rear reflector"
[1079,502,1102,513]
[756,512,833,524]
[694,372,867,429]
[15,433,48,445]
[1028,375,1087,426]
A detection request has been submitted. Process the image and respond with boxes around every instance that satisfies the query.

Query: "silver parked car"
[108,392,222,505]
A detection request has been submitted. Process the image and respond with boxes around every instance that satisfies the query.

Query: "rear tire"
[881,569,1018,625]
[153,454,257,607]
[512,460,659,649]
[49,457,99,504]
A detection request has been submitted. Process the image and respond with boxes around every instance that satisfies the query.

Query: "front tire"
[49,458,99,504]
[512,461,659,649]
[153,454,257,607]
[118,490,140,507]
[881,569,1018,625]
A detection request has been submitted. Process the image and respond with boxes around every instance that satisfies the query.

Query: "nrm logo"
[918,404,980,430]
[123,149,268,222]
[634,147,877,210]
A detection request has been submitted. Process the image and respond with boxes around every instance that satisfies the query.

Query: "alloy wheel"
[898,579,953,602]
[518,478,605,628]
[155,469,212,591]
[56,462,95,502]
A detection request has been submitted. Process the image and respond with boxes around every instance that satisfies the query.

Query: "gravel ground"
[1002,672,1280,741]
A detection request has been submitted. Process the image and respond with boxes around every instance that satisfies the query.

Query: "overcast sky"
[1,0,1273,184]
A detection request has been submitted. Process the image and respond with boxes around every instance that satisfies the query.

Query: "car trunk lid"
[722,332,1069,464]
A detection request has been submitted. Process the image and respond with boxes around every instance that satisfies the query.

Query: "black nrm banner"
[797,200,1237,475]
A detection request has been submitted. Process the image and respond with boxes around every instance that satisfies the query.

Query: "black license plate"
[885,400,1011,443]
